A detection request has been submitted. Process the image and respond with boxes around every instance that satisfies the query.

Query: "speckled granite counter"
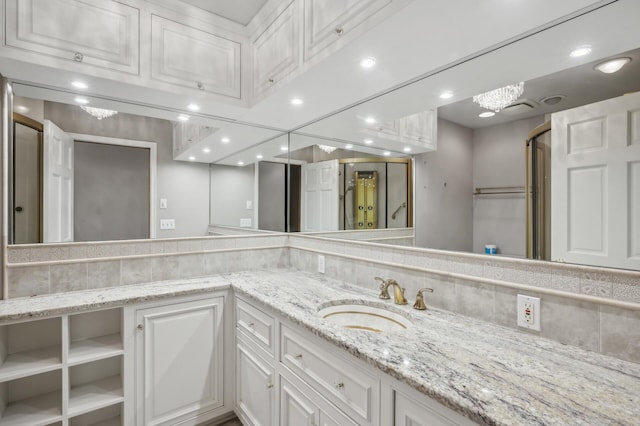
[0,270,638,425]
[228,271,640,426]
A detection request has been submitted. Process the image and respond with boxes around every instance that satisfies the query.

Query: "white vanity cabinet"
[132,294,229,426]
[235,295,479,426]
[4,0,140,75]
[150,15,243,99]
[0,308,125,425]
[251,0,302,101]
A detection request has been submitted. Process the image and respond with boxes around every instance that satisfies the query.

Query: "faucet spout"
[376,278,407,305]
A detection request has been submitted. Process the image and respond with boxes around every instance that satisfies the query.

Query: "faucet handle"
[413,288,434,310]
[375,277,391,299]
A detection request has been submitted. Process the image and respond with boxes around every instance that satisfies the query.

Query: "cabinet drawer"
[236,298,275,356]
[280,325,379,425]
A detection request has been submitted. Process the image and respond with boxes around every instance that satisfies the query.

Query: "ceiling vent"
[501,99,538,115]
[540,95,566,106]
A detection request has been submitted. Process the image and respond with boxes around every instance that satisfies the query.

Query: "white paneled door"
[551,91,640,270]
[301,159,339,231]
[43,120,74,243]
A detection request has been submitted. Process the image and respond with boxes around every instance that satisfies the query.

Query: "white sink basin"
[318,302,412,333]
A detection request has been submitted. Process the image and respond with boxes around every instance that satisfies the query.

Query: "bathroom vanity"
[0,270,637,426]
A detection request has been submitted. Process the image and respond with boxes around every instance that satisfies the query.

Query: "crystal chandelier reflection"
[472,82,524,112]
[318,144,337,154]
[80,106,118,120]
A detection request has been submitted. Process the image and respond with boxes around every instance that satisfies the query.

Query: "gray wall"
[472,115,544,256]
[209,164,255,227]
[74,141,149,241]
[258,162,285,231]
[415,118,473,251]
[44,101,210,239]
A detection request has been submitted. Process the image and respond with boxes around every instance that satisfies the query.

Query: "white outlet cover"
[517,294,541,331]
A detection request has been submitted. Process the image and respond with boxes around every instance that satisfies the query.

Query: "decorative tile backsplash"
[4,232,639,363]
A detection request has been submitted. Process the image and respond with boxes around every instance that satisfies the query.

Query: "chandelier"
[318,144,337,154]
[472,82,524,112]
[80,106,118,120]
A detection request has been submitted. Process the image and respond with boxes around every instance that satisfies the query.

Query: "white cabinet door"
[395,391,474,426]
[151,15,242,98]
[551,91,640,270]
[135,297,224,426]
[400,110,438,151]
[43,120,73,243]
[303,0,391,61]
[252,0,302,100]
[236,341,276,426]
[301,160,339,231]
[280,377,317,426]
[5,0,139,74]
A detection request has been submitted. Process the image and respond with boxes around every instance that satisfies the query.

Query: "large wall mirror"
[295,3,640,271]
[4,1,640,274]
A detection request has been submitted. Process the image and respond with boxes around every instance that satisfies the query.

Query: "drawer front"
[236,298,275,355]
[280,325,379,425]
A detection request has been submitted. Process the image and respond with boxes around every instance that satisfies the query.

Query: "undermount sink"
[318,301,412,333]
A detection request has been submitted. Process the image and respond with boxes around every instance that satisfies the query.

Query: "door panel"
[43,120,73,243]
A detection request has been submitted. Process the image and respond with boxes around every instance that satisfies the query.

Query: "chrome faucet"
[374,277,407,305]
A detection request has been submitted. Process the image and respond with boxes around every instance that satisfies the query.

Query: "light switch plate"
[160,198,167,209]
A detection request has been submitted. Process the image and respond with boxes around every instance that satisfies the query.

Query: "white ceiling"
[179,0,268,25]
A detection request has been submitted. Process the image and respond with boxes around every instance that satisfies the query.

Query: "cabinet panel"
[5,0,139,74]
[252,0,301,100]
[395,390,476,426]
[135,297,224,426]
[236,341,275,426]
[151,15,241,98]
[303,0,391,61]
[236,297,275,356]
[280,377,317,426]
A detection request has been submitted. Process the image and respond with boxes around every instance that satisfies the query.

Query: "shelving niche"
[0,308,124,425]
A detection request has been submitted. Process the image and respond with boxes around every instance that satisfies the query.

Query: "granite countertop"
[0,269,638,425]
[228,270,640,426]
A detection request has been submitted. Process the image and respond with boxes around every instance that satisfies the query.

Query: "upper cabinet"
[5,0,140,75]
[252,0,302,101]
[303,0,392,62]
[151,15,242,99]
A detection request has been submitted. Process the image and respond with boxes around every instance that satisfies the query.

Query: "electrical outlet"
[517,295,541,331]
[318,255,325,274]
[240,218,252,227]
[160,219,175,230]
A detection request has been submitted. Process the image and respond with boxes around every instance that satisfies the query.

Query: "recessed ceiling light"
[365,116,376,124]
[188,156,196,161]
[256,154,263,159]
[570,45,592,58]
[360,57,377,68]
[221,137,230,143]
[479,111,495,118]
[187,103,200,111]
[74,97,89,104]
[202,148,211,153]
[345,144,353,150]
[383,151,391,156]
[71,81,88,89]
[594,57,631,74]
[403,147,412,152]
[439,91,454,99]
[177,114,190,121]
[237,161,244,166]
[364,139,373,145]
[290,97,303,106]
[15,105,29,113]
[540,95,565,106]
[280,146,288,151]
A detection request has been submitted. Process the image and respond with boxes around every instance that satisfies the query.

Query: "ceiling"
[438,48,640,129]
[179,0,268,25]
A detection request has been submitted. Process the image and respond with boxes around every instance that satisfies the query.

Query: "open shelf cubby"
[0,370,62,426]
[0,317,62,382]
[68,357,123,418]
[69,403,122,426]
[69,309,123,366]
